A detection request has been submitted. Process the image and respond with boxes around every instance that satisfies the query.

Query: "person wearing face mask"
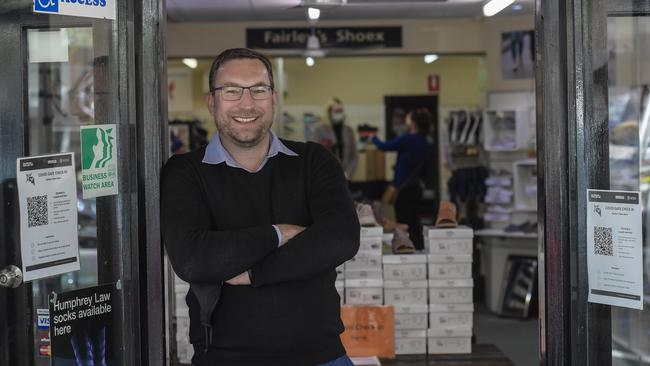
[310,98,359,179]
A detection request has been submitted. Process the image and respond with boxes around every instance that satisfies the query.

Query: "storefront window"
[608,15,650,365]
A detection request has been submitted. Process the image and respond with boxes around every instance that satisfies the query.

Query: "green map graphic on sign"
[81,127,115,170]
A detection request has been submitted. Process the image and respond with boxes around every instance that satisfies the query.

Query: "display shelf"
[483,110,533,151]
[513,159,537,211]
[475,229,537,239]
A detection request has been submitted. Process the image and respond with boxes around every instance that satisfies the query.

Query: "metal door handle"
[0,265,22,288]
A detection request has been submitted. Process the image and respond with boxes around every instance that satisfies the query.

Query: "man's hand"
[276,224,306,246]
[226,271,251,285]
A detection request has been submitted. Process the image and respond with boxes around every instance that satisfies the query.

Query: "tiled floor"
[473,303,539,366]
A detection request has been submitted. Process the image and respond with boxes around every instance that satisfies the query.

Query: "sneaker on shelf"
[435,201,458,228]
[392,228,415,254]
[356,203,379,227]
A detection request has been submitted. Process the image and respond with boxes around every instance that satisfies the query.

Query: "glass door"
[0,1,160,365]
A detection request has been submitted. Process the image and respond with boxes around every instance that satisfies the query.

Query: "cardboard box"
[365,149,386,181]
[336,280,345,305]
[345,253,382,270]
[393,304,429,330]
[345,269,383,280]
[383,263,427,280]
[336,265,345,279]
[395,329,427,355]
[424,226,473,255]
[429,303,474,329]
[428,279,474,304]
[384,280,428,305]
[345,278,384,305]
[427,254,472,279]
[358,236,383,254]
[427,336,471,354]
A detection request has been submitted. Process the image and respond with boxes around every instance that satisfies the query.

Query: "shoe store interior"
[165,1,539,365]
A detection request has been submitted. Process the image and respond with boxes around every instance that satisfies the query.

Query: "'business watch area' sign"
[247,27,402,49]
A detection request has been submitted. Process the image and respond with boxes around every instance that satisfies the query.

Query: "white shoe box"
[427,327,472,354]
[427,254,472,279]
[361,226,384,237]
[175,315,191,343]
[335,280,344,305]
[393,304,428,330]
[345,269,383,280]
[383,254,427,280]
[175,292,189,313]
[345,252,382,271]
[395,330,427,355]
[345,278,383,305]
[383,263,427,280]
[429,303,474,329]
[358,236,383,254]
[424,226,473,255]
[428,279,474,304]
[336,264,345,279]
[383,280,428,305]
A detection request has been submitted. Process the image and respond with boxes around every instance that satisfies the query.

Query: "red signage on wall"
[428,74,440,94]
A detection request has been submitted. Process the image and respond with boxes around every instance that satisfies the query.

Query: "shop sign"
[17,153,80,282]
[33,0,116,20]
[80,124,119,199]
[587,189,643,309]
[49,283,116,365]
[246,27,402,49]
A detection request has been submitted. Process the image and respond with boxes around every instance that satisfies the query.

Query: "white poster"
[80,124,119,198]
[33,0,116,20]
[17,153,80,282]
[587,189,643,309]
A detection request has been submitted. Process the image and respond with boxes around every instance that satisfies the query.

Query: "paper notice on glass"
[17,153,80,282]
[587,189,643,310]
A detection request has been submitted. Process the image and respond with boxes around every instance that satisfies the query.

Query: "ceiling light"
[306,57,315,67]
[182,58,198,69]
[424,54,439,64]
[512,3,523,11]
[483,0,515,17]
[307,7,320,20]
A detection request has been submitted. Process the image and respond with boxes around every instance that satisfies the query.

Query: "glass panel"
[608,16,650,365]
[23,18,132,364]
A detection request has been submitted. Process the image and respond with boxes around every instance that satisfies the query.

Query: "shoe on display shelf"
[356,202,379,227]
[435,201,458,228]
[392,228,415,254]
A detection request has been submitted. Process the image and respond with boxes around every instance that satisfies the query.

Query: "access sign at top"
[34,0,116,20]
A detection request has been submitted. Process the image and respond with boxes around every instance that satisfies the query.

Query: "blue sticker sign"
[33,0,115,20]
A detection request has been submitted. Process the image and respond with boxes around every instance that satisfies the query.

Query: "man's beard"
[216,116,271,148]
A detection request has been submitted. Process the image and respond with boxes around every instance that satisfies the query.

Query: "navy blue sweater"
[161,140,360,366]
[372,133,431,187]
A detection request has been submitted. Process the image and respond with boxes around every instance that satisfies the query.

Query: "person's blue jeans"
[318,354,354,366]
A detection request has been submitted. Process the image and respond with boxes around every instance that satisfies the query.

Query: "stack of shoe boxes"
[425,226,474,354]
[344,226,384,305]
[382,253,429,355]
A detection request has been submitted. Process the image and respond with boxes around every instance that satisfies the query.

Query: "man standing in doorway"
[161,48,360,366]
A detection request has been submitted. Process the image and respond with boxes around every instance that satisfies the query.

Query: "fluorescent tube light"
[483,0,515,17]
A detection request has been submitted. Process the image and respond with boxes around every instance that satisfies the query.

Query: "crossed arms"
[161,145,360,288]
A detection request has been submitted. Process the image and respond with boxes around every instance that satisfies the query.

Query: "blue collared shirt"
[202,130,298,245]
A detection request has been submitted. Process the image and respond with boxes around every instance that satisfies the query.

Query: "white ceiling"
[166,0,535,22]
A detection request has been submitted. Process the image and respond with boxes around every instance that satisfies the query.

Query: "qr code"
[27,195,48,227]
[594,226,613,256]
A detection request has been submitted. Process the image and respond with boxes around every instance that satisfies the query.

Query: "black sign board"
[247,27,402,49]
[49,283,115,366]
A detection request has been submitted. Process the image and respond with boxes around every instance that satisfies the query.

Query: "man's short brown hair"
[208,48,274,92]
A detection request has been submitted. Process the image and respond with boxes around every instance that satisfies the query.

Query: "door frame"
[0,1,167,365]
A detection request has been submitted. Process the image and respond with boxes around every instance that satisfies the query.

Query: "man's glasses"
[211,85,273,101]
